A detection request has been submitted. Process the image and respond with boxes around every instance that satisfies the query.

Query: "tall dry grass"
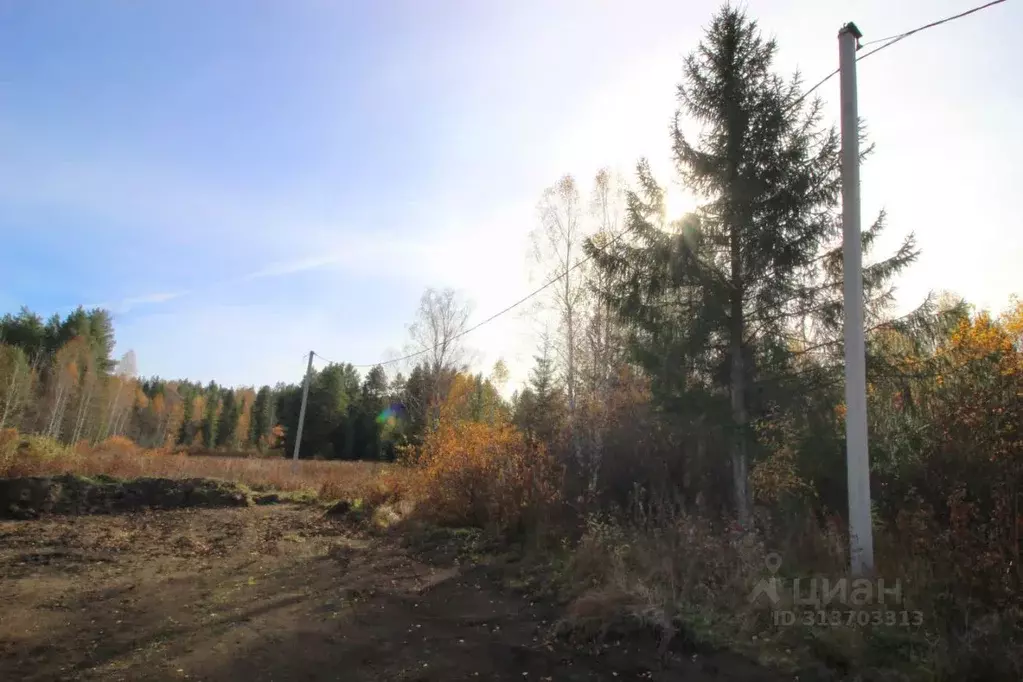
[556,488,1022,681]
[0,428,404,502]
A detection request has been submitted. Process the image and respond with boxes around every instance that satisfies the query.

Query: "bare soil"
[0,505,784,681]
[0,475,251,519]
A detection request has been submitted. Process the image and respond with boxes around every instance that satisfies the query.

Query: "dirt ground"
[0,505,784,681]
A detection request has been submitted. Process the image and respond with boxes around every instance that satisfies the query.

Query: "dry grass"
[554,492,1023,681]
[560,497,769,651]
[0,429,407,502]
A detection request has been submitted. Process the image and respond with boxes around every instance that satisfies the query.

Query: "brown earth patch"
[0,505,785,681]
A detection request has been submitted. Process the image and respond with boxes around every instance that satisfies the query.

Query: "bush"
[91,435,139,456]
[412,419,561,535]
[0,429,77,477]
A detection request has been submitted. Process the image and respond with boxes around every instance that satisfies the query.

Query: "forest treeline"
[0,302,514,461]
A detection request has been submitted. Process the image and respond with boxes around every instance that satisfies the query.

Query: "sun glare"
[663,183,697,223]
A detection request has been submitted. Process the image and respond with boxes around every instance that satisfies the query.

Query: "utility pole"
[838,22,874,575]
[293,350,314,461]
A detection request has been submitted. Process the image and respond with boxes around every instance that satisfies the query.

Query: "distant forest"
[0,297,512,461]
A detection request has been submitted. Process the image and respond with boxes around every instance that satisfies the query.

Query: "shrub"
[92,435,139,457]
[412,419,561,534]
[0,429,77,477]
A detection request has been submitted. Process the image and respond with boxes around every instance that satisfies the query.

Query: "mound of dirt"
[0,474,252,519]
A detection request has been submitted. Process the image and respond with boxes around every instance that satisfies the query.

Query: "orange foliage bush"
[92,435,141,457]
[868,302,1023,670]
[413,418,561,534]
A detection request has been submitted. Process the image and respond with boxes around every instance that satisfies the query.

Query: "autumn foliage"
[0,427,395,502]
[410,374,561,534]
[874,303,1023,619]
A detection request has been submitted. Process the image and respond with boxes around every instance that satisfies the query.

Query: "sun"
[663,183,698,223]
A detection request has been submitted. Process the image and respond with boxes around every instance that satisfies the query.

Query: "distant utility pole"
[838,21,874,575]
[293,350,314,461]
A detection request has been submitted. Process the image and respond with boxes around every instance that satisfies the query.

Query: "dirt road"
[0,506,782,681]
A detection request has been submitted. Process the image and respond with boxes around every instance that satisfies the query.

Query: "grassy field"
[0,430,404,503]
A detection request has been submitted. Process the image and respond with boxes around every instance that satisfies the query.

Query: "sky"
[1,0,1020,391]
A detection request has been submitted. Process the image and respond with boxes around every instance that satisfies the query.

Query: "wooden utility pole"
[293,351,314,461]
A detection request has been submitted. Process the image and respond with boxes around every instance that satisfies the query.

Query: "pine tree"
[586,6,917,525]
[201,384,220,448]
[250,385,273,450]
[85,309,116,374]
[178,386,195,445]
[216,389,240,448]
[516,340,565,447]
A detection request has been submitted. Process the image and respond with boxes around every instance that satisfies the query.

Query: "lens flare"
[376,403,405,425]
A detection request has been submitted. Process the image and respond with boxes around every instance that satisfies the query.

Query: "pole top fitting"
[839,22,863,40]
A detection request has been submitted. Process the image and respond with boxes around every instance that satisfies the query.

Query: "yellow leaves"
[94,435,138,457]
[938,302,1023,383]
[414,416,560,531]
[191,395,205,422]
[1000,297,1023,342]
[269,424,285,449]
[751,416,816,507]
[63,360,79,383]
[439,373,476,421]
[751,444,815,506]
[151,393,166,416]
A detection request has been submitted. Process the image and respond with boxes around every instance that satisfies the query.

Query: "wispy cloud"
[87,291,190,315]
[123,291,187,306]
[235,254,345,282]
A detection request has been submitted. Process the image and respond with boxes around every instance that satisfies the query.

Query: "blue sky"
[1,0,1020,390]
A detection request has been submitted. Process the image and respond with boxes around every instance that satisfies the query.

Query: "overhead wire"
[315,222,640,369]
[857,0,1007,48]
[311,0,1008,372]
[788,0,1007,111]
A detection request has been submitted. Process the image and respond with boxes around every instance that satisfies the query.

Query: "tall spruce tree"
[250,385,273,450]
[586,6,917,525]
[514,339,566,447]
[201,383,220,448]
[216,389,240,448]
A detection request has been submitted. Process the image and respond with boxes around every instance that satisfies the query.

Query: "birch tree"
[534,175,588,469]
[407,288,471,425]
[0,344,30,431]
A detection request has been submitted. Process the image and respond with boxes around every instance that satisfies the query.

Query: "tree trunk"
[113,400,131,438]
[104,380,123,441]
[565,243,583,476]
[157,410,168,448]
[0,361,21,431]
[71,381,94,445]
[730,228,751,528]
[47,381,67,439]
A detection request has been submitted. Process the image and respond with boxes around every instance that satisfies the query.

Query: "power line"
[792,68,839,111]
[789,0,1008,110]
[314,225,639,370]
[310,0,1008,375]
[857,0,1007,48]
